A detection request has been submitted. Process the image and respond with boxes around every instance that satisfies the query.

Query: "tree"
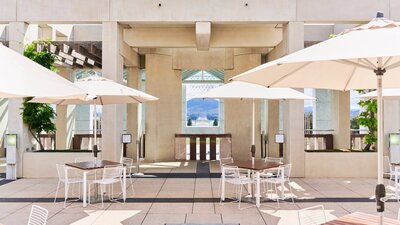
[21,41,57,150]
[355,89,377,151]
[213,119,218,126]
[187,118,192,126]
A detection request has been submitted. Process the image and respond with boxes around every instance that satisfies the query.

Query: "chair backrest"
[220,157,234,166]
[56,164,67,182]
[384,156,394,173]
[102,165,124,180]
[75,157,96,163]
[265,157,283,164]
[276,164,292,180]
[222,166,240,180]
[122,157,134,167]
[298,205,326,225]
[28,205,48,225]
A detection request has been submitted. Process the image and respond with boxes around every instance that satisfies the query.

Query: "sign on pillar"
[6,134,18,180]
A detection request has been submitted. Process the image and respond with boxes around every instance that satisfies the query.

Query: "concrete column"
[145,54,181,162]
[282,22,305,177]
[8,22,30,178]
[102,22,124,161]
[225,53,261,160]
[332,90,350,149]
[267,100,280,157]
[314,89,332,132]
[55,67,75,149]
[126,67,140,159]
[384,100,400,156]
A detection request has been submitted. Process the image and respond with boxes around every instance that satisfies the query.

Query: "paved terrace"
[0,160,398,225]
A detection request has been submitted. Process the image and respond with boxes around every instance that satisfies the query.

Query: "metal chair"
[28,205,48,225]
[89,164,125,208]
[220,166,254,209]
[54,164,83,208]
[384,156,395,185]
[298,205,326,225]
[261,164,294,207]
[122,157,135,195]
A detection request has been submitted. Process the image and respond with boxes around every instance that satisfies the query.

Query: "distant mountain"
[187,99,219,120]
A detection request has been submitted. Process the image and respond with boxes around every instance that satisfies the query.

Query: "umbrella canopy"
[31,75,158,173]
[197,81,314,161]
[360,89,400,99]
[198,81,315,100]
[231,12,398,221]
[31,76,158,104]
[0,43,89,99]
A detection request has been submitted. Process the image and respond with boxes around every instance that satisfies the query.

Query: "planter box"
[23,151,101,178]
[305,151,377,178]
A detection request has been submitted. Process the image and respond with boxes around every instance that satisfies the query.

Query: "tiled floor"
[0,161,398,225]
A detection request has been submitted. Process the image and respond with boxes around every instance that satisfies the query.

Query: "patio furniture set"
[219,156,293,209]
[54,157,135,208]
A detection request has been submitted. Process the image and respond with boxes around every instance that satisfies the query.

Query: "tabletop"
[322,212,400,225]
[227,159,281,171]
[66,160,122,170]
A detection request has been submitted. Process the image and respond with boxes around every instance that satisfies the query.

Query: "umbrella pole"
[375,60,386,225]
[93,103,98,159]
[251,99,256,165]
[136,103,143,175]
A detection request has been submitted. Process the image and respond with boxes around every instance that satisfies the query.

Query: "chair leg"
[54,181,60,203]
[100,184,104,208]
[238,184,243,209]
[274,183,280,208]
[288,182,294,203]
[129,176,134,196]
[64,183,69,208]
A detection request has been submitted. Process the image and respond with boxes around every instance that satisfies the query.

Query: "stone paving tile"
[141,213,186,225]
[0,212,30,225]
[121,213,146,225]
[222,212,267,225]
[148,203,193,214]
[186,213,222,224]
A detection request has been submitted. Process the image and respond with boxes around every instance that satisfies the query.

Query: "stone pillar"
[332,90,350,149]
[384,100,400,156]
[126,67,140,159]
[267,100,280,157]
[145,54,181,162]
[282,22,305,177]
[55,66,75,149]
[8,22,30,178]
[225,53,261,160]
[102,22,124,161]
[314,89,332,132]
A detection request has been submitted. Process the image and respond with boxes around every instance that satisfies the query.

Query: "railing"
[72,134,102,150]
[351,134,366,150]
[304,134,334,150]
[175,134,232,160]
[38,134,55,150]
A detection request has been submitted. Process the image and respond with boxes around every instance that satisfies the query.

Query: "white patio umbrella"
[361,89,400,100]
[31,76,158,173]
[0,43,89,99]
[197,81,315,162]
[231,12,399,222]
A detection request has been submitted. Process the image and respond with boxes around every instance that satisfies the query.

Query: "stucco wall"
[22,152,100,178]
[305,152,377,178]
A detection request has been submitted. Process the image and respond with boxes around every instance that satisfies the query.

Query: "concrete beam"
[120,41,139,67]
[0,0,399,23]
[195,22,211,51]
[124,25,282,48]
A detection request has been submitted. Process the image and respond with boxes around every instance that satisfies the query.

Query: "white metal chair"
[219,166,254,209]
[298,205,326,225]
[89,164,125,208]
[261,164,294,207]
[264,157,284,164]
[122,157,135,195]
[384,156,395,185]
[28,205,48,225]
[394,166,400,202]
[54,164,83,208]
